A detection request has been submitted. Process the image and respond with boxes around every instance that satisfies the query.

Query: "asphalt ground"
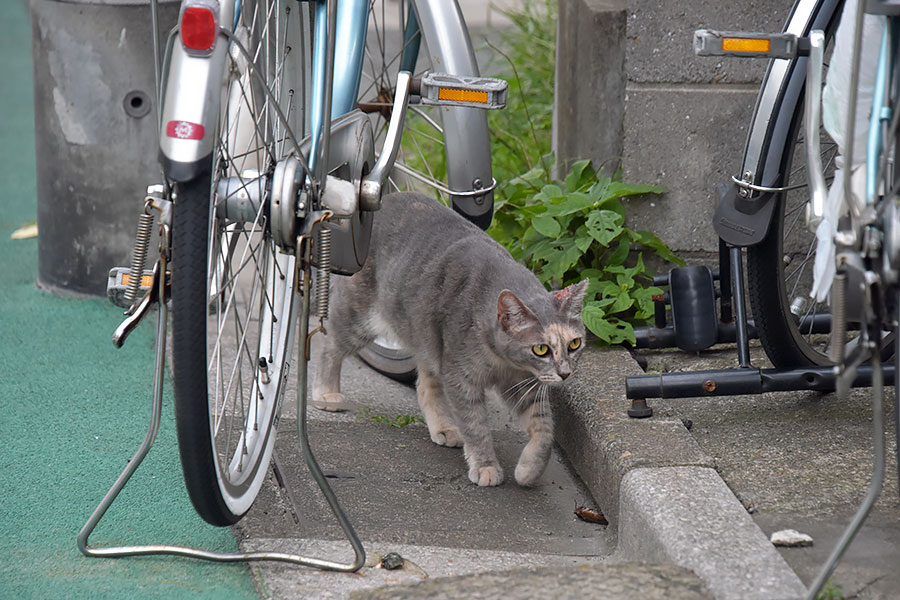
[0,2,258,597]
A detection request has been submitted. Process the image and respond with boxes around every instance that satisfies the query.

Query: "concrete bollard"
[552,0,627,179]
[30,0,178,296]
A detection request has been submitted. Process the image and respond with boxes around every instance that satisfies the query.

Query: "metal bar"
[633,313,835,349]
[78,276,169,558]
[729,246,752,367]
[718,238,733,323]
[400,7,421,72]
[896,293,900,495]
[78,247,365,570]
[804,29,828,230]
[805,353,886,600]
[625,363,896,400]
[294,237,366,572]
[150,0,162,131]
[634,321,759,350]
[315,0,339,190]
[842,0,868,219]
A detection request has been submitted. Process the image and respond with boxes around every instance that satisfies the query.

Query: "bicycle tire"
[746,7,845,368]
[171,0,301,526]
[356,0,493,382]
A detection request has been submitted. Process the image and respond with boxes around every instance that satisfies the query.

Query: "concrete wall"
[554,0,786,254]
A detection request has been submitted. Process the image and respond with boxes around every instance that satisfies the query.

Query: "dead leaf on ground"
[11,222,38,240]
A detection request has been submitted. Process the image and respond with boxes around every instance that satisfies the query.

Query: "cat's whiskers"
[502,377,536,402]
[513,379,541,411]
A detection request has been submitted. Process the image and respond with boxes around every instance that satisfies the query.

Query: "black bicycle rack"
[625,239,897,418]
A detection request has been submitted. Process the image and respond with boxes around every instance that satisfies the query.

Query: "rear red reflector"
[181,7,217,51]
[166,120,205,140]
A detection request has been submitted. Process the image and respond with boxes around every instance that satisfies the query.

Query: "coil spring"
[315,226,332,320]
[829,271,848,365]
[124,211,155,305]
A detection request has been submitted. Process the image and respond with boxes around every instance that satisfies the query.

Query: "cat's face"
[496,281,588,384]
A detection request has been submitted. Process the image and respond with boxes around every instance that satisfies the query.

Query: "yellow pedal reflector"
[438,87,488,104]
[722,37,771,53]
[694,30,800,59]
[420,72,507,109]
[121,273,154,288]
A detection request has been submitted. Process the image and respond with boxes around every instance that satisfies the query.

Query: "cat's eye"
[532,344,550,357]
[568,338,582,351]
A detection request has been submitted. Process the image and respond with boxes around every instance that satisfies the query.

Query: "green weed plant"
[356,407,425,428]
[488,159,684,345]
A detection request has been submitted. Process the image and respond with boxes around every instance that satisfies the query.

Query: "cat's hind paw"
[468,464,504,487]
[430,427,463,448]
[312,392,355,412]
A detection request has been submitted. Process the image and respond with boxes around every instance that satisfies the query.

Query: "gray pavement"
[637,345,900,599]
[238,328,900,599]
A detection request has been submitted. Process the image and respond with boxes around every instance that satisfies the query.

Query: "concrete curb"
[553,346,807,599]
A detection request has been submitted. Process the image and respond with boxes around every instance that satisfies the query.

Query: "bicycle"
[78,0,506,571]
[693,0,898,597]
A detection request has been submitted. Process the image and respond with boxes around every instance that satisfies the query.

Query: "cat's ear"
[497,290,540,336]
[553,279,589,320]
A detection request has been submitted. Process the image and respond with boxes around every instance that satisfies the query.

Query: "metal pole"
[805,349,886,599]
[294,238,366,572]
[729,246,752,368]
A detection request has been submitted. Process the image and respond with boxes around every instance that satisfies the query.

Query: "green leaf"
[605,181,666,199]
[564,159,597,192]
[632,285,663,320]
[598,196,626,217]
[608,286,634,314]
[541,239,583,284]
[574,225,593,253]
[630,230,685,265]
[541,192,596,217]
[531,214,561,238]
[529,238,559,264]
[536,183,565,204]
[582,305,635,345]
[585,210,624,246]
[605,238,630,267]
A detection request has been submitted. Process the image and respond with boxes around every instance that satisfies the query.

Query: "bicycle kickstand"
[77,187,365,572]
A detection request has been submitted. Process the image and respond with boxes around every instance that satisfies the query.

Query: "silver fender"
[159,2,233,182]
[413,0,494,228]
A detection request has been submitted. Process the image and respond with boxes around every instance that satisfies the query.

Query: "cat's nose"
[558,366,571,380]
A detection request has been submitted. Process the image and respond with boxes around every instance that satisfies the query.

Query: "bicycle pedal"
[107,267,154,309]
[694,30,806,60]
[418,73,508,109]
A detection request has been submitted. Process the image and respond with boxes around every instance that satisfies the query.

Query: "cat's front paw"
[514,440,552,487]
[430,427,463,448]
[468,464,504,487]
[514,461,544,487]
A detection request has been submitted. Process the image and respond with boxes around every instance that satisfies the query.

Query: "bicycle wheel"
[171,0,303,526]
[746,28,843,367]
[355,0,493,381]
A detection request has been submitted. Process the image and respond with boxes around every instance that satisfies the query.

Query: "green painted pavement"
[0,2,258,598]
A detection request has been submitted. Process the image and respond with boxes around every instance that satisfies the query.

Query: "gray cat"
[312,192,588,487]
